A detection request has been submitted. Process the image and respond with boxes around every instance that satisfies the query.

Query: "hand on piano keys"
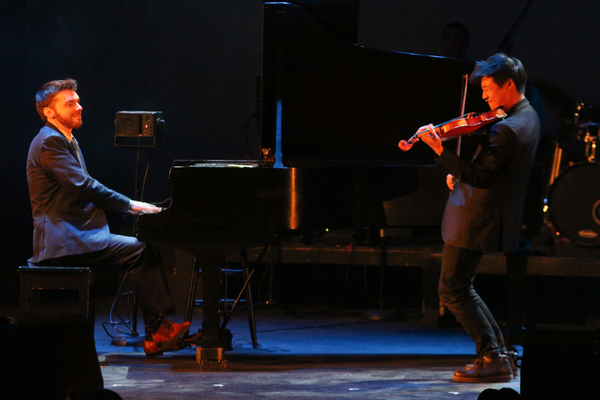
[128,200,164,215]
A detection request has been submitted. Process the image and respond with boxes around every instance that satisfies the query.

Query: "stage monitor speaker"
[520,328,600,400]
[0,312,103,400]
[114,111,164,147]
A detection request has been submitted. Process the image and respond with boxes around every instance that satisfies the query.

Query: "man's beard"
[56,112,83,129]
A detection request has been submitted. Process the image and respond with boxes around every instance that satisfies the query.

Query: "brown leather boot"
[465,350,519,378]
[464,357,483,371]
[454,355,513,383]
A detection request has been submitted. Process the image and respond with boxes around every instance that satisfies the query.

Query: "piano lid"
[260,1,487,166]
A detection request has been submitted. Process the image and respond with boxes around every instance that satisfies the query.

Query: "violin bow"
[456,74,469,156]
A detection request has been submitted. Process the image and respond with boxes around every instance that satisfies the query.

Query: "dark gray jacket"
[27,122,130,263]
[436,98,540,253]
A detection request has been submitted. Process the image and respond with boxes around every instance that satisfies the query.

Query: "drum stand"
[549,141,563,186]
[581,123,597,162]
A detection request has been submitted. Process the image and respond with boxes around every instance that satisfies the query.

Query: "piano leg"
[184,244,261,369]
[189,249,236,370]
[200,259,221,349]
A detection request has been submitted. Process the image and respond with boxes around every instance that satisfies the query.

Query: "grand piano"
[137,1,486,368]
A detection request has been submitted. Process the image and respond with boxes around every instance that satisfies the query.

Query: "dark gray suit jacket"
[436,98,540,253]
[27,123,130,263]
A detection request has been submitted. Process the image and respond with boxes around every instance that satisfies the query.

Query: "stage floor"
[94,237,600,399]
[3,236,597,399]
[96,301,521,400]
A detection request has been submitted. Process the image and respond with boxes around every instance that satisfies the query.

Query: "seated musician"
[27,78,189,357]
[412,53,540,383]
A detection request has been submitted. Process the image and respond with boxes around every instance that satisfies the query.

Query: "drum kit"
[547,103,600,246]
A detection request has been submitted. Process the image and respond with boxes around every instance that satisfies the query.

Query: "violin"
[398,108,507,152]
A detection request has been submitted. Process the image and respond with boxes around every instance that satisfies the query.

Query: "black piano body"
[137,1,486,366]
[138,160,454,240]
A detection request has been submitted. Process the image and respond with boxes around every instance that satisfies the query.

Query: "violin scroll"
[398,125,439,151]
[398,139,414,151]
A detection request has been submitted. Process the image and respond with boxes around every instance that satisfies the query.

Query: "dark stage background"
[2,0,599,306]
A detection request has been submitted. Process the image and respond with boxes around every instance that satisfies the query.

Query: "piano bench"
[18,265,96,324]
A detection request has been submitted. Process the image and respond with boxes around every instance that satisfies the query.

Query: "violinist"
[414,53,540,383]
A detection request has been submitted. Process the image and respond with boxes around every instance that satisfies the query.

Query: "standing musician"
[27,78,190,357]
[410,53,540,383]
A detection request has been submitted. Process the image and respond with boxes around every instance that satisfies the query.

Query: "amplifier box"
[114,111,164,147]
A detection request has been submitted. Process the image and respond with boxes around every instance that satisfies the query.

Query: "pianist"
[415,53,540,383]
[27,78,189,357]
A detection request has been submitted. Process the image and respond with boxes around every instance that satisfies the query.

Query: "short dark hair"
[35,78,78,121]
[470,53,527,94]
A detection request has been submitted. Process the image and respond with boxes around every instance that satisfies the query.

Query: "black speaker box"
[520,328,600,400]
[0,312,103,400]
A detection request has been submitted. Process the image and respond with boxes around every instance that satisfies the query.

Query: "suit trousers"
[34,234,175,323]
[438,244,506,357]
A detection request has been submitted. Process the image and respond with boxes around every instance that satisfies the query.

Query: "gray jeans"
[438,244,506,357]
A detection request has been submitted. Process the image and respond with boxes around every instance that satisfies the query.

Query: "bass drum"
[548,162,600,246]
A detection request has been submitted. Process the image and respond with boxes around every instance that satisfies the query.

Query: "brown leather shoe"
[143,320,191,357]
[465,349,519,378]
[454,355,513,383]
[143,338,184,357]
[151,320,191,346]
[464,357,483,371]
[465,350,519,378]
